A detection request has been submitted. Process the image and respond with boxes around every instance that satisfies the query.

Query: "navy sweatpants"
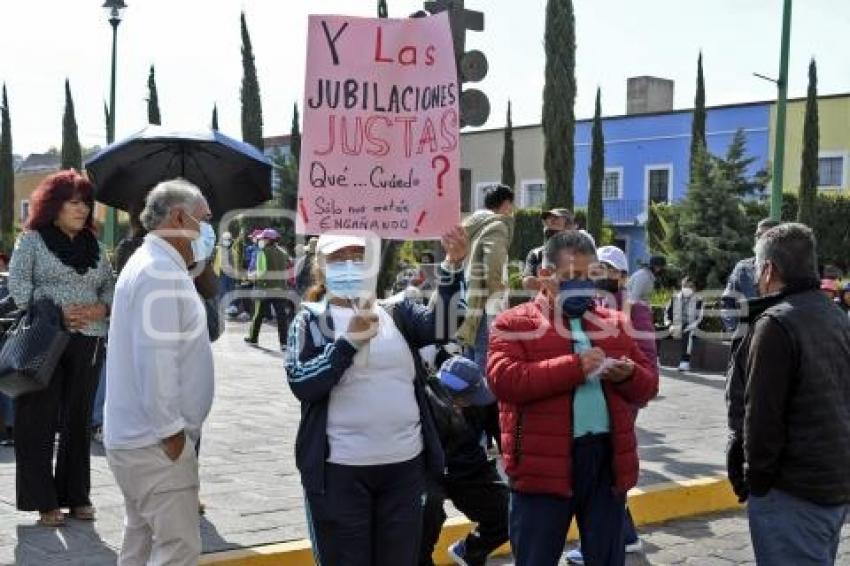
[510,434,626,566]
[306,454,425,566]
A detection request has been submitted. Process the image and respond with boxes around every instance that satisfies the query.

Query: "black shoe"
[244,337,258,345]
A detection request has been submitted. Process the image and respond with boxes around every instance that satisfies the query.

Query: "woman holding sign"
[285,227,467,566]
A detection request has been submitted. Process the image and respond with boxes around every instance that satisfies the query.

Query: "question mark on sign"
[431,155,450,197]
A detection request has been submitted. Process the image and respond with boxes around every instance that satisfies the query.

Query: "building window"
[20,200,29,223]
[603,168,623,200]
[647,166,671,204]
[521,180,546,209]
[474,182,499,210]
[818,155,845,188]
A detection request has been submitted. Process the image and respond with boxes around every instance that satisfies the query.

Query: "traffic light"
[424,0,489,128]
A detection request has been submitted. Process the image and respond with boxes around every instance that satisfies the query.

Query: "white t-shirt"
[326,305,422,466]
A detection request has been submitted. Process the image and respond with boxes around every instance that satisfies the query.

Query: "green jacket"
[457,210,514,346]
[256,244,291,290]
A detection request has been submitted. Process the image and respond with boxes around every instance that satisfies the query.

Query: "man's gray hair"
[544,230,597,266]
[755,222,818,285]
[140,178,206,232]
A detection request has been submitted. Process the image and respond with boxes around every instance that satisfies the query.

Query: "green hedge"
[742,193,850,274]
[510,209,545,263]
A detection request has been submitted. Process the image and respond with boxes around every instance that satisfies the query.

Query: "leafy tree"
[542,0,576,209]
[673,143,751,289]
[501,101,515,189]
[61,79,82,170]
[798,59,819,227]
[718,129,768,197]
[147,65,161,125]
[689,52,707,184]
[0,85,14,249]
[240,12,264,151]
[586,88,604,242]
[648,202,672,256]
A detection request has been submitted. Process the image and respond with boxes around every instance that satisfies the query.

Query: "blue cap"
[438,356,496,406]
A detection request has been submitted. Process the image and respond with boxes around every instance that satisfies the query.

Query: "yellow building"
[13,171,52,230]
[770,93,850,194]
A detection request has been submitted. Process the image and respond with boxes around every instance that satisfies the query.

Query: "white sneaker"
[625,538,643,554]
[678,361,691,372]
[564,547,584,564]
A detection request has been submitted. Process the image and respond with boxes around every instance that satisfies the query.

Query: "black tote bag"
[0,298,70,398]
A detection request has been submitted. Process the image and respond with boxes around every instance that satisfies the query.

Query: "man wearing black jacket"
[726,223,850,565]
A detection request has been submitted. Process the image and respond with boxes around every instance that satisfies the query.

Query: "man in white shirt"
[104,179,215,566]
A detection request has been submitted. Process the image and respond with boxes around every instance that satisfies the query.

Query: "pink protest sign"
[297,13,461,239]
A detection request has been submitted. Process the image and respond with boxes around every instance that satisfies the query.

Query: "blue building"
[462,100,771,270]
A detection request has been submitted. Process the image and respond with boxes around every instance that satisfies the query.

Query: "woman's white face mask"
[324,260,368,299]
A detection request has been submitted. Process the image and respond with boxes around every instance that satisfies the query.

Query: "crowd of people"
[0,174,848,566]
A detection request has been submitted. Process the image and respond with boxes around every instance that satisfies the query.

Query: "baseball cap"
[597,246,629,273]
[259,228,281,241]
[438,357,496,406]
[316,234,367,256]
[542,208,575,222]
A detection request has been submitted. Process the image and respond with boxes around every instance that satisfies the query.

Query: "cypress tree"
[0,85,13,246]
[290,103,301,168]
[147,65,161,125]
[61,79,82,170]
[240,12,264,151]
[587,88,604,242]
[798,59,819,227]
[211,104,219,131]
[689,52,707,184]
[542,0,576,209]
[501,101,515,189]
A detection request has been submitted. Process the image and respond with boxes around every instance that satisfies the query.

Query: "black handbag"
[0,298,70,398]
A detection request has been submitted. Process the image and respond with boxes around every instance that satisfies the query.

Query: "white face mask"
[258,240,268,249]
[681,287,694,298]
[191,221,217,263]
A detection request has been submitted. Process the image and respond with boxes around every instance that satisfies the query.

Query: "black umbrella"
[84,126,273,218]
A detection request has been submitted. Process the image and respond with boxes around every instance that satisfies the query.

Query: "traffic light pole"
[771,0,792,221]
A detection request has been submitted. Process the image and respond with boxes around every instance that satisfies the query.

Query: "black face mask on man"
[595,278,620,294]
[544,228,562,241]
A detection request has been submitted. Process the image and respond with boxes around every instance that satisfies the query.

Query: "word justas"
[313,112,457,158]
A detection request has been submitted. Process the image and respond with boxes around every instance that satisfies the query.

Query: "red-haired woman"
[8,170,115,527]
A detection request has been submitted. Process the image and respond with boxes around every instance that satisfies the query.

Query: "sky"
[1,0,849,157]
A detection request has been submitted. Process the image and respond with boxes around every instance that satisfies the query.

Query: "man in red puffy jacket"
[487,231,658,566]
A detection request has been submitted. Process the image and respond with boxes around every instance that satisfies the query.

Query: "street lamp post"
[772,0,793,221]
[102,0,127,248]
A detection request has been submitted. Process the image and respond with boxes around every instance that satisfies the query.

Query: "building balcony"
[603,199,647,226]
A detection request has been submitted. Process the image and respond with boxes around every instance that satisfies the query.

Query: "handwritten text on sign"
[297,14,461,239]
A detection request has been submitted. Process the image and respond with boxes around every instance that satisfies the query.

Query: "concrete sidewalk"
[2,321,730,565]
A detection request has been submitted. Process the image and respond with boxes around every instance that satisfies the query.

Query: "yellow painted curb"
[201,475,742,566]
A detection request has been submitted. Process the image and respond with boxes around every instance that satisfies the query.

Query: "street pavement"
[0,320,749,565]
[491,510,850,565]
